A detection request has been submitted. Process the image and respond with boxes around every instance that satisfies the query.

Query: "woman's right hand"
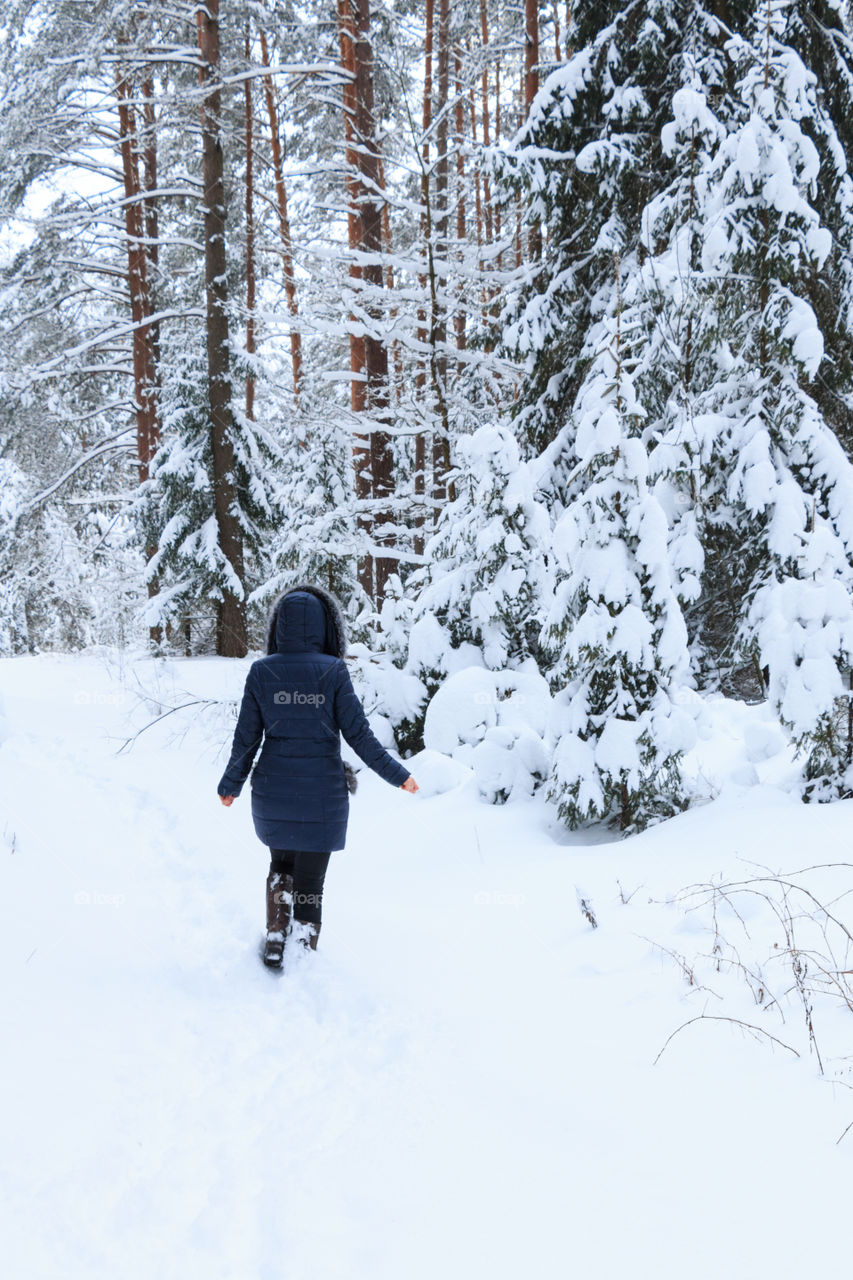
[400,776,419,793]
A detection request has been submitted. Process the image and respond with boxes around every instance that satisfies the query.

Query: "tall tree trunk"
[197,0,247,657]
[259,29,303,403]
[140,70,161,411]
[494,57,502,257]
[337,0,373,598]
[516,67,524,268]
[468,70,484,293]
[454,50,467,353]
[116,66,161,644]
[244,28,256,423]
[524,0,540,124]
[413,0,435,559]
[430,0,451,518]
[353,0,394,601]
[478,0,494,246]
[378,155,403,398]
[525,0,541,262]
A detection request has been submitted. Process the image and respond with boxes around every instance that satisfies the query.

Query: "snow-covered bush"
[411,425,552,671]
[424,666,552,804]
[347,642,429,764]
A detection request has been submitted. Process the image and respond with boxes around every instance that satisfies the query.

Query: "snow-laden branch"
[26,307,206,375]
[17,430,138,518]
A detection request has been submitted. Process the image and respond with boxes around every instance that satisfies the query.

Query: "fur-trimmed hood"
[265,581,348,659]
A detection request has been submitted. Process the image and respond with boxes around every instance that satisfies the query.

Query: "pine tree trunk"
[353,0,394,601]
[430,0,451,516]
[478,0,494,246]
[525,0,541,261]
[244,28,256,422]
[379,154,402,396]
[468,71,484,278]
[454,51,467,353]
[140,71,161,412]
[197,0,247,657]
[413,0,435,559]
[494,58,502,258]
[515,67,524,268]
[337,0,373,598]
[259,30,303,403]
[116,66,161,644]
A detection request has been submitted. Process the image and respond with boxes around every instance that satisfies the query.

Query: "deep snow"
[1,650,851,1280]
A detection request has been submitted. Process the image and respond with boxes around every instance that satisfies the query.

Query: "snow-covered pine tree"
[783,0,853,456]
[410,423,552,671]
[686,0,853,797]
[253,393,366,629]
[497,0,711,458]
[0,447,133,654]
[137,336,284,653]
[631,58,730,684]
[542,272,696,833]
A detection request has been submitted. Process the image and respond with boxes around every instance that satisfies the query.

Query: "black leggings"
[269,848,331,926]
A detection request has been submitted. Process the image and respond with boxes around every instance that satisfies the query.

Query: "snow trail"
[1,653,851,1279]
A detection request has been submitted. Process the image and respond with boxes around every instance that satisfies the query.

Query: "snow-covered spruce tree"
[411,423,552,671]
[137,337,284,653]
[687,0,853,797]
[254,394,366,625]
[497,0,752,459]
[630,62,730,686]
[782,0,853,456]
[542,292,696,833]
[0,454,107,655]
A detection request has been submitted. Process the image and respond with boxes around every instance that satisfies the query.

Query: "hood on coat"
[266,582,348,657]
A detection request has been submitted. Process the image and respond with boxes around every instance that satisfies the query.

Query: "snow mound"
[683,695,797,795]
[424,667,553,803]
[470,724,550,804]
[743,721,786,763]
[401,748,473,798]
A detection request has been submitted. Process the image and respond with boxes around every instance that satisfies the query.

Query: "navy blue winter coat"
[217,589,411,851]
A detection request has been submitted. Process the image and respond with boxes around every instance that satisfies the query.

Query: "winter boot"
[293,919,321,951]
[263,871,293,968]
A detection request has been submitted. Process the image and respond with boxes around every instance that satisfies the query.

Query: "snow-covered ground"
[1,651,852,1279]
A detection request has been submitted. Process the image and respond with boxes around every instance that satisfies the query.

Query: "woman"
[217,582,419,967]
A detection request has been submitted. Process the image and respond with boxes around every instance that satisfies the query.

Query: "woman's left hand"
[220,795,235,807]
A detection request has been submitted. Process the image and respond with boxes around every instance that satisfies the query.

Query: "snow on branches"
[543,302,696,832]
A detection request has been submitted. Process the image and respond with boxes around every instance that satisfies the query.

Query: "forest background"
[3,0,853,834]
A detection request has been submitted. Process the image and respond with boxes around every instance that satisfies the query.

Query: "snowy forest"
[7,5,853,1271]
[4,0,853,834]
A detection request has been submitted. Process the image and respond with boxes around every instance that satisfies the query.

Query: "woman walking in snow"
[217,583,418,967]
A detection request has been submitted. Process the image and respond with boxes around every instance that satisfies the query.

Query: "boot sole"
[260,933,285,970]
